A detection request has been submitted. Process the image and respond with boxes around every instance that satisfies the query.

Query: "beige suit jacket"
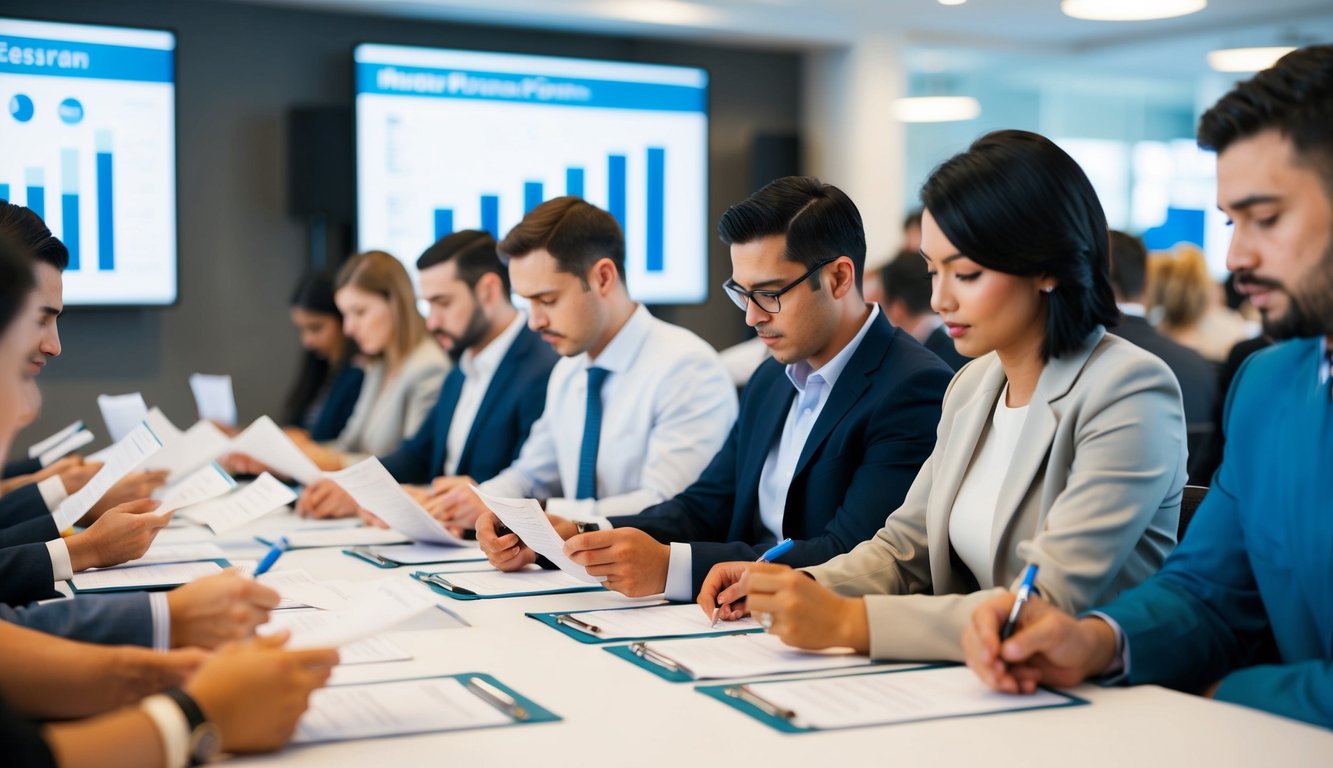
[334,339,449,463]
[804,328,1185,661]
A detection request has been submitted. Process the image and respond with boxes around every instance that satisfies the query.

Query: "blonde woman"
[1146,244,1251,361]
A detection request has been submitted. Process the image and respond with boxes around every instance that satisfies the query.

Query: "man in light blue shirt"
[479,178,951,599]
[447,196,737,533]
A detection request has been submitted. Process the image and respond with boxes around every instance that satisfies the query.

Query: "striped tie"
[576,366,610,499]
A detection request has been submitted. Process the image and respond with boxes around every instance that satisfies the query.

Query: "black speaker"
[287,106,354,220]
[749,132,801,195]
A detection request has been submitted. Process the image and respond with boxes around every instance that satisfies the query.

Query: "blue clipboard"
[696,665,1089,733]
[527,605,766,644]
[295,672,561,744]
[342,546,488,569]
[603,639,893,684]
[68,558,233,594]
[411,569,604,601]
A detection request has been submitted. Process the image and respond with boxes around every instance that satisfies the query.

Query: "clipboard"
[527,604,765,644]
[695,665,1089,733]
[293,672,560,744]
[343,545,488,569]
[410,569,604,601]
[602,636,888,683]
[68,558,232,594]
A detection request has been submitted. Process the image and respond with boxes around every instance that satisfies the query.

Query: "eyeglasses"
[722,257,839,315]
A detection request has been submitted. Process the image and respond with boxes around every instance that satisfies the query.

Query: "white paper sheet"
[468,485,601,582]
[260,610,412,664]
[264,526,410,549]
[116,542,228,567]
[293,677,509,744]
[433,568,597,596]
[632,633,881,680]
[189,373,237,427]
[38,429,94,467]
[360,542,486,565]
[555,603,761,640]
[155,463,237,515]
[144,407,185,443]
[141,420,232,482]
[282,578,439,650]
[257,569,367,611]
[180,473,295,533]
[228,416,321,485]
[97,392,148,443]
[70,560,223,591]
[747,665,1073,729]
[52,423,163,531]
[322,458,467,546]
[28,420,83,458]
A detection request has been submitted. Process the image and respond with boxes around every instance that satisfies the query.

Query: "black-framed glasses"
[722,257,839,314]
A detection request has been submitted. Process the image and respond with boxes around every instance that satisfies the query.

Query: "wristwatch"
[573,520,600,534]
[162,687,222,766]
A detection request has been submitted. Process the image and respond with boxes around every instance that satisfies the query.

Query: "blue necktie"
[576,366,610,500]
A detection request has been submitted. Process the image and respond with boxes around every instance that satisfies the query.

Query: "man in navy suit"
[297,230,557,529]
[481,177,952,599]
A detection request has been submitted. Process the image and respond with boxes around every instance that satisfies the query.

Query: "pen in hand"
[999,562,1040,642]
[711,538,795,628]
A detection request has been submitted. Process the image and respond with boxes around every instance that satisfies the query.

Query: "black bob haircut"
[920,129,1118,361]
[717,176,866,291]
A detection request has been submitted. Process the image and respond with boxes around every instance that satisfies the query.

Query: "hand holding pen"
[704,538,795,627]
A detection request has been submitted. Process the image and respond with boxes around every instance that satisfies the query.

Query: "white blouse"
[948,383,1029,584]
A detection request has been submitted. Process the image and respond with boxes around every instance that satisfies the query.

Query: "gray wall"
[6,0,801,444]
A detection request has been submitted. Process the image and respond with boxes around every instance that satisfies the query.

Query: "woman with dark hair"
[700,130,1186,662]
[283,272,363,442]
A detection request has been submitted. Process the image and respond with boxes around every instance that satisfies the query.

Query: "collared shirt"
[1116,302,1147,319]
[444,312,526,476]
[480,304,737,519]
[662,304,881,601]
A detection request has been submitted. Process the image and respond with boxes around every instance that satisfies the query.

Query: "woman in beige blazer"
[294,250,448,469]
[700,130,1187,662]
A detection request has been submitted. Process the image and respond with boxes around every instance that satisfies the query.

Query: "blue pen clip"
[253,535,289,577]
[757,537,794,563]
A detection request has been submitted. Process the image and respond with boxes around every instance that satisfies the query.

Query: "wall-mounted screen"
[354,44,709,304]
[0,18,177,306]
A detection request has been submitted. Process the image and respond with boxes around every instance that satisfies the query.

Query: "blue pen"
[253,536,289,577]
[999,563,1040,641]
[711,538,795,627]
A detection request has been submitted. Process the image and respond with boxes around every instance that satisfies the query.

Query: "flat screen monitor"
[0,17,177,306]
[354,44,709,304]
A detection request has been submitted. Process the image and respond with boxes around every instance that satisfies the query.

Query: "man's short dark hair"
[879,249,932,316]
[0,233,36,333]
[717,176,866,290]
[0,201,68,271]
[1198,45,1333,191]
[1108,230,1148,302]
[417,229,510,296]
[498,197,624,288]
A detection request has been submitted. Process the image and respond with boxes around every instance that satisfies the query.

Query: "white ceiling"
[227,0,1333,78]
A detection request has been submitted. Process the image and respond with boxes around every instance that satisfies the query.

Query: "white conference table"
[182,512,1333,768]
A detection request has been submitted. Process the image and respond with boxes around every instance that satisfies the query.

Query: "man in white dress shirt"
[446,196,737,535]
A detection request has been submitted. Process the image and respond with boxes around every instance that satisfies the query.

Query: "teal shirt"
[1100,336,1333,728]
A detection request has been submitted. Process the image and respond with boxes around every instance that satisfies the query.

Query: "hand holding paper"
[180,473,297,533]
[468,485,603,583]
[323,458,467,546]
[53,423,162,531]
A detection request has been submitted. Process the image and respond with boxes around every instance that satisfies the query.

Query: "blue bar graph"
[566,168,584,198]
[0,184,8,201]
[434,208,454,239]
[607,154,626,234]
[524,182,543,213]
[25,167,44,219]
[646,148,665,273]
[96,131,115,272]
[61,149,80,271]
[480,195,499,239]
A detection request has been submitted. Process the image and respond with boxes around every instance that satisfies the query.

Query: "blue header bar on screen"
[0,35,173,83]
[356,63,706,113]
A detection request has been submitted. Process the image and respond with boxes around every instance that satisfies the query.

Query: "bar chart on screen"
[355,44,709,304]
[0,18,177,305]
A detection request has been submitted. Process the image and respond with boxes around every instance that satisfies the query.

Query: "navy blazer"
[308,365,365,442]
[0,542,61,605]
[0,484,46,530]
[612,311,953,594]
[3,457,40,479]
[924,324,972,372]
[0,592,152,647]
[380,326,557,485]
